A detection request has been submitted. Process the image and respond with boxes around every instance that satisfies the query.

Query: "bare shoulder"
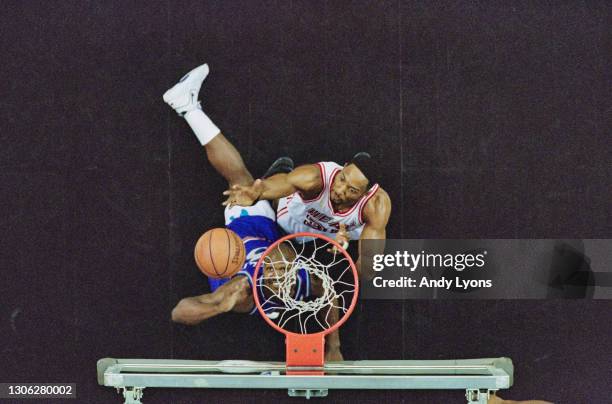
[289,163,324,193]
[362,187,391,226]
[293,163,322,180]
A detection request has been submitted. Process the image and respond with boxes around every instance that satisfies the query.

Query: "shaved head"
[267,243,296,263]
[262,242,297,295]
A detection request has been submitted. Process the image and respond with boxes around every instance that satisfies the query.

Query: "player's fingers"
[328,241,348,253]
[222,194,236,207]
[339,223,347,232]
[335,233,349,248]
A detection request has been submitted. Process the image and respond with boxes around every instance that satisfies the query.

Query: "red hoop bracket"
[286,333,325,375]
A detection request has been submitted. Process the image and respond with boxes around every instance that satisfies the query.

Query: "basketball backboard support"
[97,357,513,403]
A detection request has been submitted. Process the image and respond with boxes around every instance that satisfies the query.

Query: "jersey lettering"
[303,217,326,232]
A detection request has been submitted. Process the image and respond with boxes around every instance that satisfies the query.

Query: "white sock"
[183,107,220,145]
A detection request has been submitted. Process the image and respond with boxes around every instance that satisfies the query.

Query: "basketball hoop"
[253,232,359,374]
[97,236,515,404]
[100,234,514,401]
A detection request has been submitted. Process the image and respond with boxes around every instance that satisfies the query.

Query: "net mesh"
[255,236,357,334]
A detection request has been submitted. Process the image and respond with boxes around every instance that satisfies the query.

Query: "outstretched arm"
[171,276,252,325]
[488,395,552,404]
[311,278,343,361]
[323,297,343,361]
[223,164,323,207]
[357,189,392,280]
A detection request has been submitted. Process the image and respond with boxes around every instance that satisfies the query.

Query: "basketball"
[194,228,246,279]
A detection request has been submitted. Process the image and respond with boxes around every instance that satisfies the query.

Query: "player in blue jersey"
[166,63,342,361]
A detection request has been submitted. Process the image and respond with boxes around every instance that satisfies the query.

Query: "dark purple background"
[1,1,610,403]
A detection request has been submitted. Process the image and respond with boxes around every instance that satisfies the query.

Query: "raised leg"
[204,134,254,187]
[163,64,254,187]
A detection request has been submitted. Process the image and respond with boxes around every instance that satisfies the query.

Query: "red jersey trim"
[358,184,380,224]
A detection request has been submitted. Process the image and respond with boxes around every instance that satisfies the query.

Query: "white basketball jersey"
[276,162,379,241]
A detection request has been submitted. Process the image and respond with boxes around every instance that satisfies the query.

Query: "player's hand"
[217,277,250,313]
[222,179,264,208]
[327,224,349,253]
[324,346,343,362]
[487,394,553,404]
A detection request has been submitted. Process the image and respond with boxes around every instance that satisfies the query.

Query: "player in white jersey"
[164,63,343,360]
[275,161,380,242]
[224,152,392,279]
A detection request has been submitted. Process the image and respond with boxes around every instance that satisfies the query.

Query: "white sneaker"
[163,63,209,115]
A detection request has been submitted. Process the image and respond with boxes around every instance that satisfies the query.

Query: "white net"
[255,236,357,334]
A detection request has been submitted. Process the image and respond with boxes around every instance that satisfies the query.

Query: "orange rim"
[252,231,359,337]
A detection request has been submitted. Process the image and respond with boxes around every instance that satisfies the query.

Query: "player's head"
[331,152,376,206]
[262,243,297,295]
